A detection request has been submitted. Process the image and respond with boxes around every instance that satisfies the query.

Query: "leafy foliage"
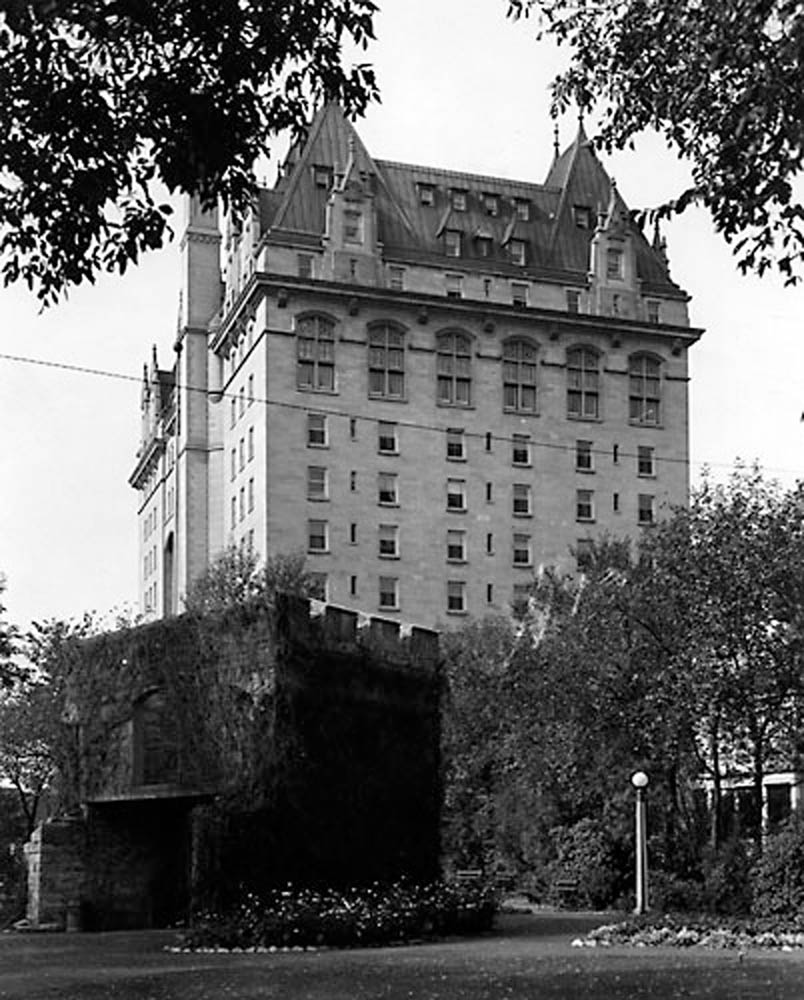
[752,815,804,917]
[0,575,24,689]
[509,0,804,282]
[179,879,497,951]
[0,1,378,303]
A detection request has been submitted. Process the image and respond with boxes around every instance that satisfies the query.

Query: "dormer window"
[515,199,530,222]
[509,239,527,266]
[483,194,499,216]
[445,229,462,257]
[647,300,660,324]
[606,247,624,279]
[573,204,592,229]
[477,236,492,258]
[451,189,468,211]
[313,165,333,189]
[418,183,435,206]
[344,209,363,244]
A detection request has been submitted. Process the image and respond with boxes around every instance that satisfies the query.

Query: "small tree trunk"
[709,723,722,850]
[752,735,764,855]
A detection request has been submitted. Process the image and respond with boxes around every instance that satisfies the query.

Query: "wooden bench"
[552,876,580,905]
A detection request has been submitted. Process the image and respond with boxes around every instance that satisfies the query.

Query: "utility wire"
[1,350,800,477]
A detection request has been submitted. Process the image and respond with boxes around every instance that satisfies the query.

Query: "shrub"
[753,816,804,918]
[700,838,754,915]
[547,818,624,910]
[178,879,497,951]
[648,871,706,913]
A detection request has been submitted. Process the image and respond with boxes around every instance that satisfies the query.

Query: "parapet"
[275,594,440,672]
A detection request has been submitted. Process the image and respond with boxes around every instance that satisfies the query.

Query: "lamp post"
[631,771,649,915]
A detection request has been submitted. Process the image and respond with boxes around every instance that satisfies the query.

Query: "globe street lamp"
[631,771,649,914]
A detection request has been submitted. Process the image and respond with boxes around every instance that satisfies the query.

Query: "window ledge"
[307,549,330,555]
[378,501,400,508]
[369,395,408,405]
[307,443,329,450]
[629,420,664,430]
[567,414,603,423]
[447,558,468,565]
[446,456,467,463]
[575,467,595,475]
[576,518,596,525]
[297,387,339,396]
[503,407,540,417]
[446,609,468,616]
[446,507,468,514]
[378,605,400,613]
[307,497,329,503]
[378,449,400,457]
[378,554,400,561]
[637,472,657,479]
[513,511,533,519]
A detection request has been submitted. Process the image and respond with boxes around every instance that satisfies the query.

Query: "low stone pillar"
[24,818,86,929]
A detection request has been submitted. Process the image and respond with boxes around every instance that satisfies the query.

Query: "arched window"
[629,354,661,424]
[502,339,538,413]
[566,347,600,419]
[368,324,405,399]
[296,315,335,391]
[436,332,472,406]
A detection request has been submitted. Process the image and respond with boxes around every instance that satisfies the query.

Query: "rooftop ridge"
[375,158,563,193]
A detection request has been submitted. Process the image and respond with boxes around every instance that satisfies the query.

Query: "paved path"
[1,912,803,999]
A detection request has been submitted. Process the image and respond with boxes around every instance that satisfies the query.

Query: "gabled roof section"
[545,125,679,290]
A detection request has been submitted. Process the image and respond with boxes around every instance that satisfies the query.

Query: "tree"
[509,0,804,283]
[183,547,318,616]
[0,575,25,689]
[0,1,378,303]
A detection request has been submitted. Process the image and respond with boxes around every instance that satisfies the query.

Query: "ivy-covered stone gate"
[25,596,441,930]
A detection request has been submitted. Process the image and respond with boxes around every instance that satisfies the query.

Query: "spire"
[552,119,560,162]
[652,217,670,273]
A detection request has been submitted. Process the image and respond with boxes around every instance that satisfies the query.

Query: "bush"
[700,838,754,915]
[547,818,624,910]
[753,816,804,918]
[648,871,706,913]
[178,880,497,950]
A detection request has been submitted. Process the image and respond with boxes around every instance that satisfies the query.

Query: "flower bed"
[574,913,804,952]
[176,880,497,952]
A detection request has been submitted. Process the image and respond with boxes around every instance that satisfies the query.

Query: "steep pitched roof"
[261,105,682,292]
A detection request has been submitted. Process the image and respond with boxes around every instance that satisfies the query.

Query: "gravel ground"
[1,911,803,999]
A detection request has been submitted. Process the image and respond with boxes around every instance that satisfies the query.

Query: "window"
[378,421,398,454]
[513,483,532,516]
[647,300,660,324]
[134,692,179,786]
[515,199,530,221]
[350,418,357,440]
[446,428,466,461]
[308,519,328,552]
[567,348,600,419]
[230,496,236,530]
[239,438,245,471]
[576,489,595,522]
[447,478,467,511]
[445,273,464,299]
[344,209,363,244]
[606,247,624,279]
[477,237,492,258]
[297,254,313,279]
[629,355,661,424]
[513,533,532,566]
[350,575,358,596]
[576,538,594,571]
[297,315,335,391]
[509,239,527,266]
[613,443,620,464]
[447,529,467,563]
[379,576,399,610]
[576,440,594,472]
[483,193,499,216]
[248,374,254,405]
[483,277,492,298]
[503,339,537,413]
[638,445,656,477]
[350,471,357,492]
[418,183,434,206]
[573,205,592,229]
[307,413,327,447]
[487,583,494,604]
[638,494,656,525]
[437,332,472,405]
[378,472,399,506]
[239,486,245,521]
[447,580,467,614]
[308,573,327,601]
[378,524,399,558]
[230,448,236,481]
[485,431,492,452]
[485,482,493,504]
[511,282,528,307]
[512,434,531,467]
[248,477,254,512]
[248,426,255,461]
[445,230,462,257]
[613,492,620,513]
[230,397,237,428]
[368,325,405,399]
[567,289,580,314]
[486,532,494,554]
[512,583,531,614]
[389,266,405,291]
[313,165,332,189]
[238,386,245,416]
[307,466,328,501]
[451,189,467,211]
[349,522,357,544]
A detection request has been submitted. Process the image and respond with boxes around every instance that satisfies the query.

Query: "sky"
[1,0,803,632]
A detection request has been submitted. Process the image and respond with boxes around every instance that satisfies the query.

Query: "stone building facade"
[131,104,703,627]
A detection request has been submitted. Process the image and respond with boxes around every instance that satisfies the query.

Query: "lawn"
[0,913,802,999]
